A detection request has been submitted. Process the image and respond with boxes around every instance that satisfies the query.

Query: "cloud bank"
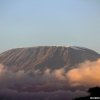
[0,58,100,100]
[67,59,100,87]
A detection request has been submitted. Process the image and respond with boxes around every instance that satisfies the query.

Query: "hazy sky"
[0,0,100,53]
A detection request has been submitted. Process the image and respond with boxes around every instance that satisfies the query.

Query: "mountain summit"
[0,46,99,71]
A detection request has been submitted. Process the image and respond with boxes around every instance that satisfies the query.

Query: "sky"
[0,0,100,53]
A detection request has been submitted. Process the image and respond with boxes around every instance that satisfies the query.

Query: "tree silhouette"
[74,87,100,100]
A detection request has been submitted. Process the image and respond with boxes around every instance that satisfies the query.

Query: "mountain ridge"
[0,46,100,72]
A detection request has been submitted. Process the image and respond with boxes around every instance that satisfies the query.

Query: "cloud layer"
[0,58,100,100]
[67,59,100,87]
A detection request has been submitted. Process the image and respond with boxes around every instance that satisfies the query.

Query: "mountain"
[0,46,100,71]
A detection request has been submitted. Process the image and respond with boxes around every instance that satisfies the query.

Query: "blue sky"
[0,0,100,53]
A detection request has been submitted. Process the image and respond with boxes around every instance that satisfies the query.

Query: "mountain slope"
[0,46,99,71]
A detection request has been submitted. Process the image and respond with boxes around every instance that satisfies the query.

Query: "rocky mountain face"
[0,46,100,71]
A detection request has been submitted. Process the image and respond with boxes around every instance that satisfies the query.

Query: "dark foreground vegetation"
[74,87,100,100]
